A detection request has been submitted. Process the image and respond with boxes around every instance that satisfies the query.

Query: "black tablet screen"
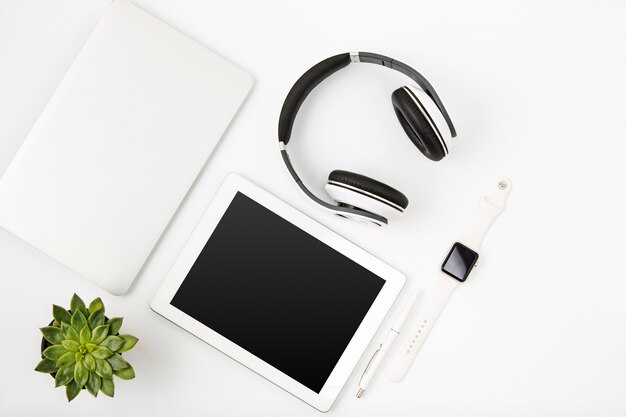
[170,192,385,393]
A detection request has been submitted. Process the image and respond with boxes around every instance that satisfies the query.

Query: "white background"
[0,0,624,416]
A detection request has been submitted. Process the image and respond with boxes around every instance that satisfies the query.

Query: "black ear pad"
[328,170,409,209]
[391,87,447,161]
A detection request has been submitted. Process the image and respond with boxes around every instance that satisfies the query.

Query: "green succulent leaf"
[40,326,64,345]
[100,377,114,397]
[88,297,104,315]
[117,334,139,353]
[74,361,89,387]
[61,340,80,352]
[66,380,81,402]
[54,364,74,387]
[88,308,105,330]
[79,325,92,345]
[100,335,124,351]
[70,293,88,318]
[106,353,129,371]
[85,343,96,353]
[43,345,68,360]
[107,317,123,335]
[52,304,72,326]
[86,371,101,397]
[114,364,135,380]
[91,346,114,360]
[75,352,84,363]
[90,324,109,344]
[70,310,87,332]
[34,358,58,373]
[95,358,113,379]
[56,351,76,368]
[83,353,96,372]
[61,322,79,342]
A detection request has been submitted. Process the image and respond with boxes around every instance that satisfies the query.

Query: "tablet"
[150,173,405,411]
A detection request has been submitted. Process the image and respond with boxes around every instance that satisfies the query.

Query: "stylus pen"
[356,289,421,398]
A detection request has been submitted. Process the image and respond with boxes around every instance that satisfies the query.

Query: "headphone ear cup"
[326,170,408,219]
[392,86,450,161]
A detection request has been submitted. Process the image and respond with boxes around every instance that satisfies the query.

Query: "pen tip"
[356,388,365,398]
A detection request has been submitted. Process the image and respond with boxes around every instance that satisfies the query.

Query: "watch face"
[441,242,479,282]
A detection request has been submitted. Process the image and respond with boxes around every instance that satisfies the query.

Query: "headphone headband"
[278,51,456,145]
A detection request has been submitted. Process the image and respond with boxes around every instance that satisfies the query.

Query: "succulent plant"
[35,294,138,402]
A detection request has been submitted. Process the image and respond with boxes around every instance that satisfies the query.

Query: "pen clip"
[358,343,382,385]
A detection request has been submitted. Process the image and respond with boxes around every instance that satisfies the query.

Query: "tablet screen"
[170,192,385,393]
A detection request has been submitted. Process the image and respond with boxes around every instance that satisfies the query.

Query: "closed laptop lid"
[0,0,253,294]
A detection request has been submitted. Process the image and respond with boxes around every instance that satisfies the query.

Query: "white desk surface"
[0,0,624,416]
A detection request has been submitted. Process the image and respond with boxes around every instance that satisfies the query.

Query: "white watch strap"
[387,274,458,382]
[460,177,512,250]
[387,177,512,382]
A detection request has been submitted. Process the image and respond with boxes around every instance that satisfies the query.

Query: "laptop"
[0,0,253,294]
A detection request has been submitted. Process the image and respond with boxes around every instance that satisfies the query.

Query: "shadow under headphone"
[278,52,457,226]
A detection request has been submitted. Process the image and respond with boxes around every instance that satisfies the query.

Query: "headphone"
[278,52,457,226]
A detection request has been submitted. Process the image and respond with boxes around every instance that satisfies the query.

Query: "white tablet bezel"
[150,173,405,412]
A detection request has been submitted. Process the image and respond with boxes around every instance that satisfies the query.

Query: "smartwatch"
[387,177,512,382]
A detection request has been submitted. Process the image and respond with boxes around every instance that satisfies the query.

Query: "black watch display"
[441,242,479,282]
